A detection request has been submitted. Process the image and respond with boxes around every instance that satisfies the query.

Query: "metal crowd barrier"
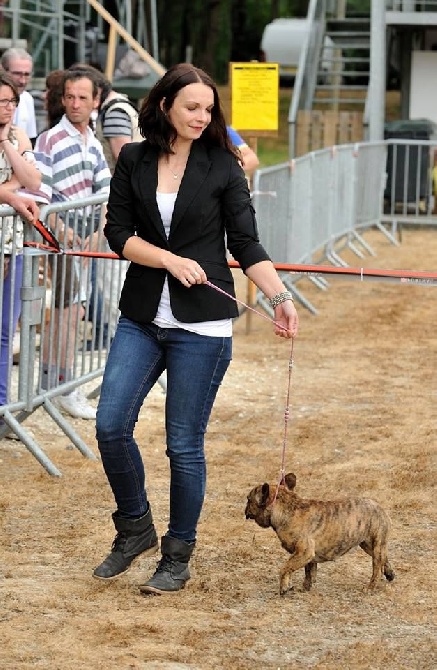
[382,138,437,239]
[2,138,436,475]
[0,207,23,410]
[252,139,437,315]
[0,195,123,475]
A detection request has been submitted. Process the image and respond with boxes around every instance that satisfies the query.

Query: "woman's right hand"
[163,252,207,287]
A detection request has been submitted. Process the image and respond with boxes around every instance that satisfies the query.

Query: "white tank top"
[153,191,232,337]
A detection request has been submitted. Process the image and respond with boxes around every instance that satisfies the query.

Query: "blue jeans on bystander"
[0,254,23,405]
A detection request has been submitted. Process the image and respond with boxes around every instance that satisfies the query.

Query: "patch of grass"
[257,138,290,167]
[257,88,292,166]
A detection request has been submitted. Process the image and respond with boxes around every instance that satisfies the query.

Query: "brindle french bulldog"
[245,472,395,595]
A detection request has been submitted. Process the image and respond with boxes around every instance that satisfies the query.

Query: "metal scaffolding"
[0,1,159,80]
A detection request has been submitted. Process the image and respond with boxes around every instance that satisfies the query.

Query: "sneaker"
[55,389,96,420]
[0,421,34,441]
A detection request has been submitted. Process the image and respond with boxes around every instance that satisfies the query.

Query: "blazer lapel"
[170,142,211,236]
[136,147,167,240]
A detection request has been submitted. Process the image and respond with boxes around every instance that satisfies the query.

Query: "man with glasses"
[1,47,37,144]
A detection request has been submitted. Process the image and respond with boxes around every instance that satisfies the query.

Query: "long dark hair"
[138,63,239,159]
[45,69,65,128]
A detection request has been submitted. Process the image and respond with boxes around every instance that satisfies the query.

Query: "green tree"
[156,0,372,83]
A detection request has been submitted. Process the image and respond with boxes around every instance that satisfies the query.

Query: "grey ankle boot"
[139,535,195,594]
[93,508,158,580]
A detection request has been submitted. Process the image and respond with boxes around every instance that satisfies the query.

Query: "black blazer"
[105,140,271,324]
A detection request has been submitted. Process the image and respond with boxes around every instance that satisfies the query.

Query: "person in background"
[93,70,141,348]
[1,48,37,144]
[0,187,39,436]
[0,73,41,412]
[92,72,140,349]
[42,69,65,130]
[96,77,142,171]
[32,69,111,420]
[227,125,260,177]
[93,63,298,595]
[66,63,139,350]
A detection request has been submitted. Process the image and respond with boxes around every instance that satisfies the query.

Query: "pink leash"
[204,279,290,333]
[205,279,294,502]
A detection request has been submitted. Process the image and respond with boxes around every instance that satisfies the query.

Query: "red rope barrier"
[228,260,437,286]
[29,219,437,285]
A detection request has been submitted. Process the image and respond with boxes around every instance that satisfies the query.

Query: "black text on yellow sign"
[230,62,279,134]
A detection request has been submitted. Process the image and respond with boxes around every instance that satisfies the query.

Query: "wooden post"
[245,136,258,334]
[86,0,166,81]
[105,25,117,80]
[245,280,257,334]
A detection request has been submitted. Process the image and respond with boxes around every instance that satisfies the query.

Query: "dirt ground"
[1,226,436,670]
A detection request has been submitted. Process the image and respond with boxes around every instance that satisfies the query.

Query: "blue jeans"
[0,254,23,406]
[96,317,232,542]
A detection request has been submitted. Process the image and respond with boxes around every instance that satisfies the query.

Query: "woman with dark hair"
[94,63,299,594]
[0,72,41,412]
[43,69,65,129]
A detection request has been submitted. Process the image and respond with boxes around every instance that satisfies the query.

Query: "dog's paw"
[367,579,388,593]
[279,570,294,596]
[279,581,294,596]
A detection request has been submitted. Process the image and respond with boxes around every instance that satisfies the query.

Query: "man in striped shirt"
[33,69,111,420]
[34,73,110,207]
[65,64,141,175]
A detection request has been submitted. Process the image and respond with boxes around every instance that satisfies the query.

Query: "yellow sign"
[230,62,279,134]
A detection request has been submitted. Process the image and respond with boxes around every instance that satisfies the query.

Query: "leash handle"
[29,220,121,258]
[32,219,61,251]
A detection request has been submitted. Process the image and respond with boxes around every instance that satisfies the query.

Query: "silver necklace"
[166,156,187,180]
[168,165,180,180]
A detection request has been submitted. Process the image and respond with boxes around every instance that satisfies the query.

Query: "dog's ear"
[284,472,297,490]
[260,483,270,507]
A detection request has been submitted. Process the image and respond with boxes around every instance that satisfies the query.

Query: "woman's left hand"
[273,300,299,339]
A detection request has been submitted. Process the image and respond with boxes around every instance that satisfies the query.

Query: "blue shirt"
[227,126,246,148]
